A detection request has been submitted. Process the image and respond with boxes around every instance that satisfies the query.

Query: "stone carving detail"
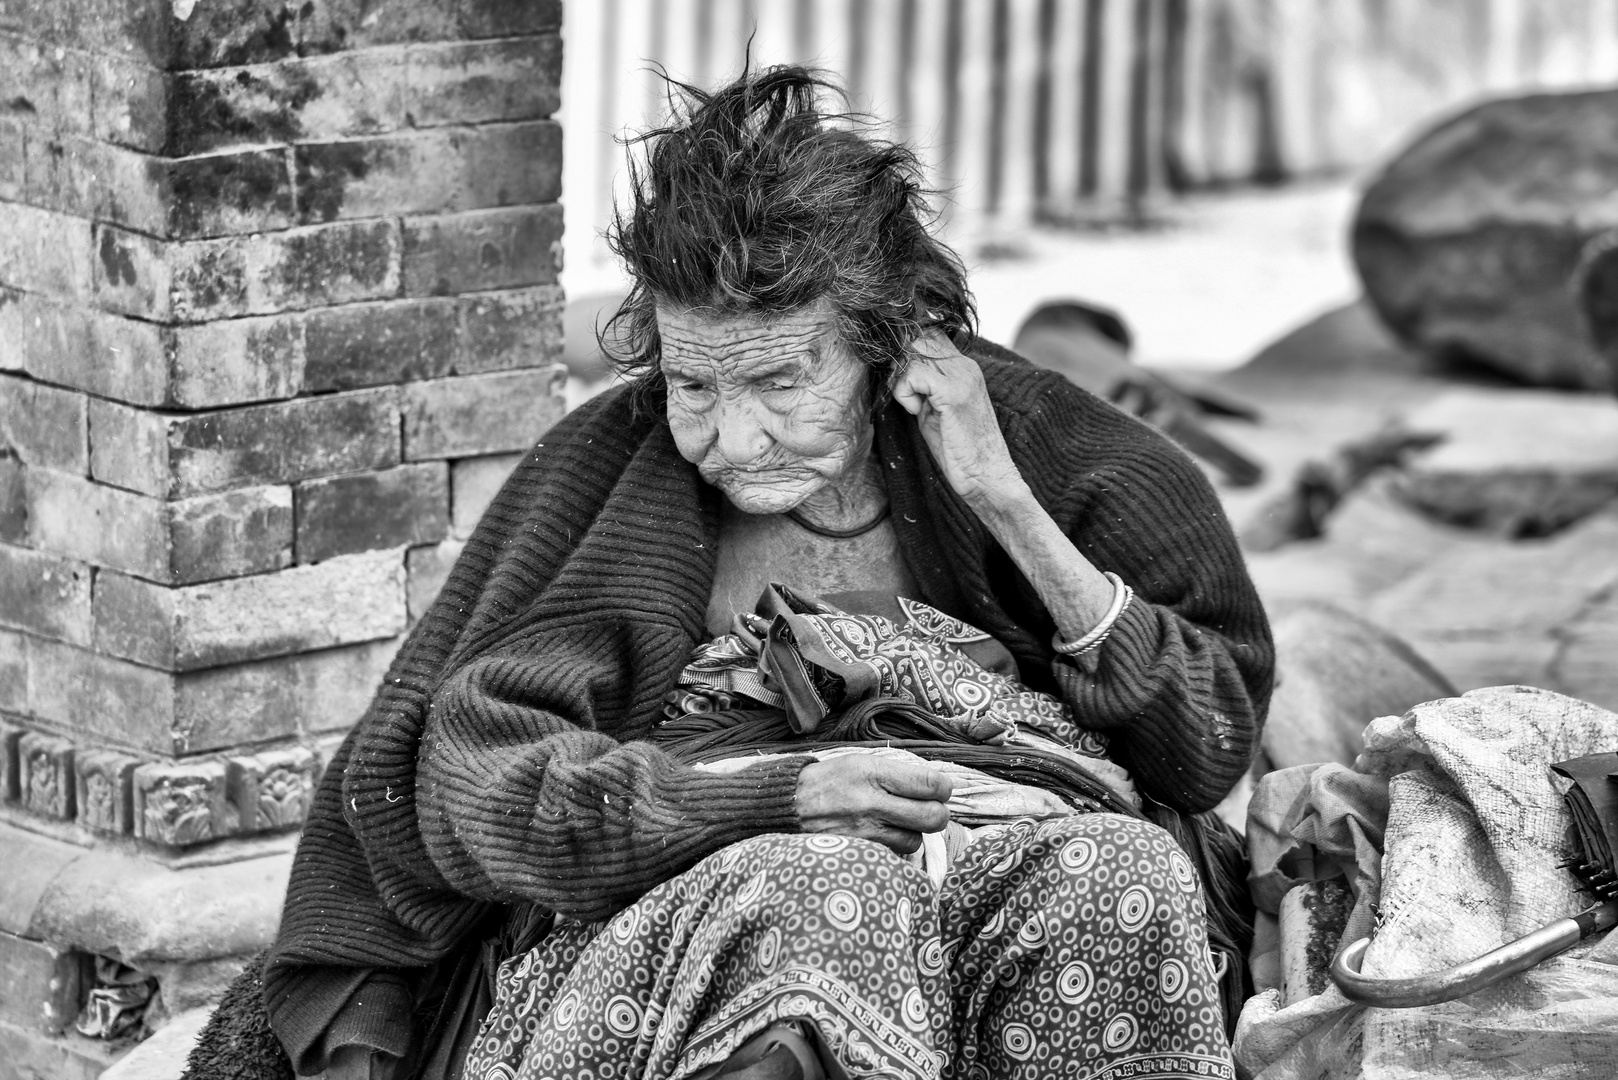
[20,732,75,820]
[133,761,229,847]
[75,750,144,836]
[227,746,319,832]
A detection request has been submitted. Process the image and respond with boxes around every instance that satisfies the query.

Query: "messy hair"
[602,65,976,396]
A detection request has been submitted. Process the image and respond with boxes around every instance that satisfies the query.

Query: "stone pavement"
[1197,300,1618,715]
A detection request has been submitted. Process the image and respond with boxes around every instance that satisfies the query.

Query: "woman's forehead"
[655,301,844,371]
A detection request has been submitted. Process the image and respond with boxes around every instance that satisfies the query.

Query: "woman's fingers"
[795,756,953,846]
[876,758,956,801]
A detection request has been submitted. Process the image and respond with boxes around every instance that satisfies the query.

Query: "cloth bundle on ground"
[1235,685,1618,1080]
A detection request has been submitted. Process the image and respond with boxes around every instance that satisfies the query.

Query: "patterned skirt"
[463,815,1233,1080]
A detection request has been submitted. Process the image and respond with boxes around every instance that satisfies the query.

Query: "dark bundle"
[603,64,975,391]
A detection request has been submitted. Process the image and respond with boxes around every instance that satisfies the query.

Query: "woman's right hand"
[795,756,954,854]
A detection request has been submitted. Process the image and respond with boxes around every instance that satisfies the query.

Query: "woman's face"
[657,300,873,514]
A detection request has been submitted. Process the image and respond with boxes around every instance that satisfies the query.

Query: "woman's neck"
[788,453,888,533]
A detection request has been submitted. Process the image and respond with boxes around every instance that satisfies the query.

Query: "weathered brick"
[294,120,560,225]
[0,118,23,202]
[406,36,561,127]
[91,388,400,498]
[173,635,400,751]
[91,222,171,320]
[112,548,405,671]
[0,452,22,542]
[90,50,168,153]
[450,452,521,538]
[167,51,408,156]
[458,284,564,374]
[406,538,462,624]
[226,745,318,832]
[402,204,562,297]
[18,731,74,820]
[133,759,230,845]
[22,130,168,234]
[0,0,171,65]
[24,637,174,753]
[25,471,168,581]
[0,375,88,474]
[74,747,143,836]
[167,485,294,584]
[0,930,89,1035]
[170,219,402,322]
[91,569,174,668]
[0,35,95,137]
[166,0,439,68]
[166,313,304,407]
[167,147,295,239]
[458,0,563,38]
[0,543,92,646]
[301,298,458,392]
[0,628,24,713]
[295,462,449,563]
[0,203,95,300]
[5,292,170,405]
[403,366,566,460]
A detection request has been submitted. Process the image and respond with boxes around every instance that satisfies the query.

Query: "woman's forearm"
[966,481,1120,645]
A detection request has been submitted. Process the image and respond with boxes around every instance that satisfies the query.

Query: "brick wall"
[0,0,567,854]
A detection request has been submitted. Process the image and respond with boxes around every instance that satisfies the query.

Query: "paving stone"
[1401,635,1561,698]
[25,470,169,581]
[91,389,400,499]
[0,1019,118,1080]
[300,297,460,392]
[406,538,463,624]
[18,731,75,820]
[25,637,175,754]
[401,204,562,297]
[1368,511,1618,640]
[405,35,561,126]
[1392,386,1618,536]
[0,929,88,1034]
[133,760,230,846]
[1555,588,1618,713]
[0,543,92,646]
[403,366,567,460]
[173,636,401,752]
[74,748,143,837]
[450,453,522,538]
[0,375,87,474]
[459,284,564,374]
[166,485,294,585]
[295,463,449,563]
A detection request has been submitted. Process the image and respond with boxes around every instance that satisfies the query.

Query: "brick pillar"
[0,1,565,1071]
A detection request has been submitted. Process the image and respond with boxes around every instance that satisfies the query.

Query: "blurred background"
[557,0,1618,369]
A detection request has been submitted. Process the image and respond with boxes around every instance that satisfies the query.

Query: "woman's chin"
[717,481,818,516]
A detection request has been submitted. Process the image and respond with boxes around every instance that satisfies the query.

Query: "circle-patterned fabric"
[463,815,1232,1080]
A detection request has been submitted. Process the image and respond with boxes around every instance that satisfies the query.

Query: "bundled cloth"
[1236,686,1618,1080]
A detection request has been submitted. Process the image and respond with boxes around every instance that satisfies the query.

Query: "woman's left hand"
[892,330,1027,508]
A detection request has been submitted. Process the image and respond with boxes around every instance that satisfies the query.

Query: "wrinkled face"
[658,300,872,514]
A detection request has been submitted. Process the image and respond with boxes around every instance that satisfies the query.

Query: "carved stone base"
[19,733,75,821]
[133,762,230,848]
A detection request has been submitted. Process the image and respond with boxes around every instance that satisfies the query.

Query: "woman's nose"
[713,394,772,464]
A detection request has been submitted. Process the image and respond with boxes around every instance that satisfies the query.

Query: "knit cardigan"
[263,340,1274,1067]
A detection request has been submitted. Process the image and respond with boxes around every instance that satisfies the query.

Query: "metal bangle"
[1052,572,1132,656]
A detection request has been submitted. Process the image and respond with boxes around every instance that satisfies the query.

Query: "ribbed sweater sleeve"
[417,639,809,919]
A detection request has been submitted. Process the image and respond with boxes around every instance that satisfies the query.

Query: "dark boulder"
[1353,89,1618,393]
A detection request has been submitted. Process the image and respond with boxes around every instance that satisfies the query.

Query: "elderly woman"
[262,68,1271,1080]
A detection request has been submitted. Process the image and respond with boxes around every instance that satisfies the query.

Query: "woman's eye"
[762,381,795,393]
